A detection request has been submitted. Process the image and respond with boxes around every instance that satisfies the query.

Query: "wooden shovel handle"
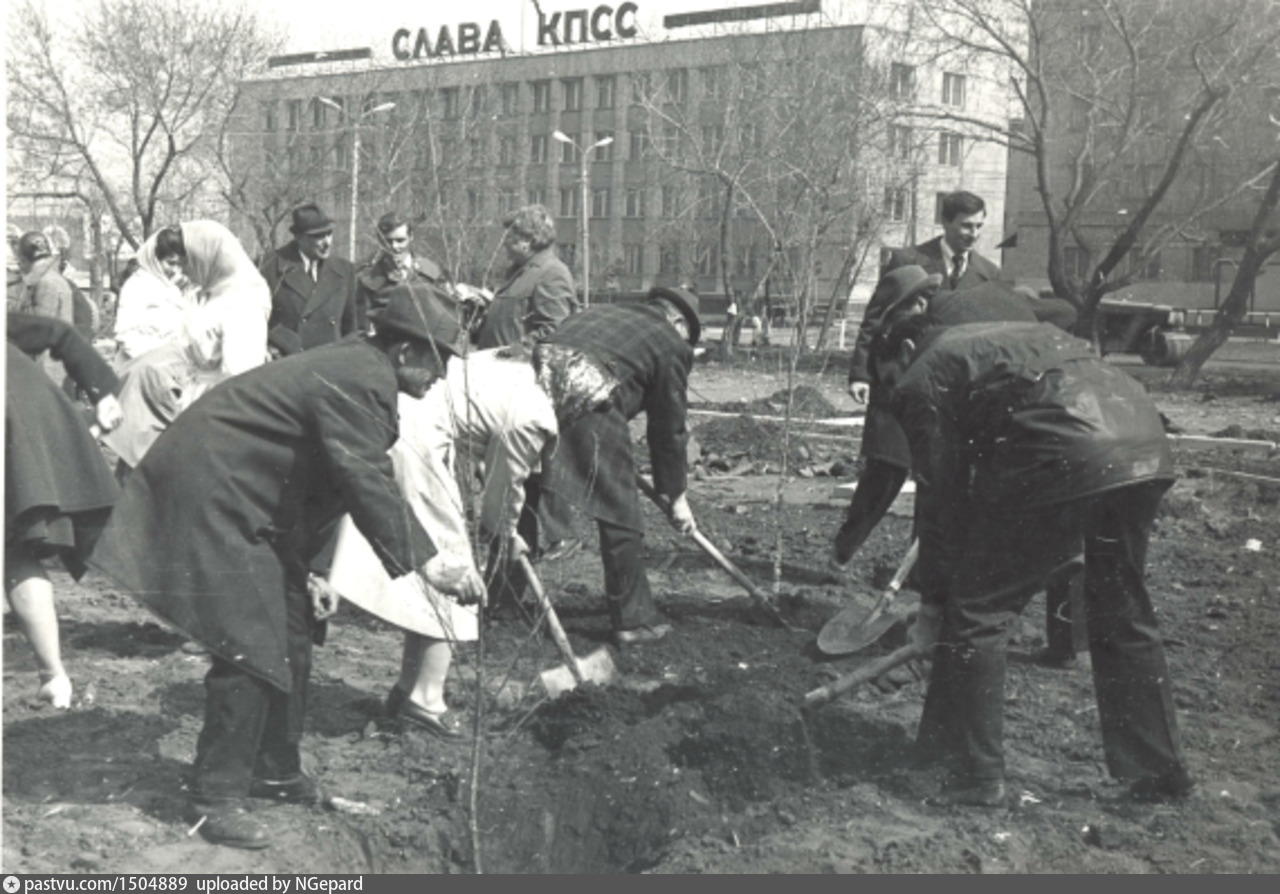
[802,643,924,711]
[518,555,585,685]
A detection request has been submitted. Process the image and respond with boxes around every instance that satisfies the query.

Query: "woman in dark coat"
[6,314,123,707]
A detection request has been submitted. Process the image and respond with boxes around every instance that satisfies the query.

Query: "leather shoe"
[185,802,272,850]
[398,699,466,740]
[248,772,319,805]
[1128,770,1195,803]
[614,622,672,646]
[927,778,1006,808]
[540,538,582,562]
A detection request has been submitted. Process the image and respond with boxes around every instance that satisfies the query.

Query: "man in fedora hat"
[259,203,359,352]
[536,286,701,646]
[90,287,483,851]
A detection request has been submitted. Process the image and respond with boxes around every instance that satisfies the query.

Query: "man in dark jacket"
[871,317,1192,807]
[539,287,701,646]
[259,204,359,352]
[355,212,450,333]
[89,288,483,850]
[881,190,1005,289]
[475,203,577,350]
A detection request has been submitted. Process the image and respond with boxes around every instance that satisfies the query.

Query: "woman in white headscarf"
[112,225,194,360]
[104,221,270,469]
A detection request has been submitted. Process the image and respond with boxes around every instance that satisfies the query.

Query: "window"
[562,78,583,111]
[735,243,758,278]
[467,188,482,220]
[624,188,646,218]
[591,187,612,218]
[531,134,549,163]
[501,82,520,116]
[738,123,759,154]
[441,87,460,119]
[334,134,349,171]
[938,131,963,166]
[624,243,644,275]
[631,72,653,104]
[934,192,948,224]
[1133,250,1162,281]
[286,144,301,174]
[415,143,432,170]
[286,100,302,132]
[696,243,719,276]
[1063,246,1089,280]
[1079,24,1102,58]
[559,243,576,267]
[1190,245,1218,282]
[661,125,681,160]
[498,189,519,215]
[532,80,551,112]
[629,130,649,159]
[326,96,346,126]
[594,132,615,161]
[262,101,278,132]
[701,66,724,101]
[468,137,485,166]
[666,68,689,104]
[889,124,912,160]
[659,244,680,274]
[941,73,966,109]
[890,63,916,101]
[702,125,725,156]
[1070,97,1093,130]
[308,144,323,168]
[561,136,580,164]
[661,185,678,219]
[883,186,907,221]
[698,178,720,219]
[499,136,516,166]
[596,75,616,109]
[527,187,547,206]
[559,187,580,218]
[311,99,326,130]
[468,86,486,117]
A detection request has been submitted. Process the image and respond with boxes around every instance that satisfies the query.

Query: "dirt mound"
[693,385,840,420]
[692,414,817,469]
[1210,424,1280,442]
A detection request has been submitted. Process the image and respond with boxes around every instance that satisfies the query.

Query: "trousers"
[915,479,1185,785]
[190,576,312,803]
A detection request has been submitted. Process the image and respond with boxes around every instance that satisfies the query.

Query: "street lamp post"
[553,130,613,309]
[319,97,395,260]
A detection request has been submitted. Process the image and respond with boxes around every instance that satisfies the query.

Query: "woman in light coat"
[104,221,270,469]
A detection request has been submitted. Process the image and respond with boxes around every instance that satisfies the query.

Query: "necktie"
[950,254,965,289]
[310,261,319,283]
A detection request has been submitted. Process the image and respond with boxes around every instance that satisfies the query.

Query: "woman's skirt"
[327,514,478,642]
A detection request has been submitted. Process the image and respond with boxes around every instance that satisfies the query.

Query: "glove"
[848,381,870,405]
[422,555,488,607]
[307,574,342,621]
[669,492,697,534]
[908,603,944,652]
[95,394,124,432]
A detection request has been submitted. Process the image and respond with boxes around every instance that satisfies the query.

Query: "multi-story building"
[228,1,1013,313]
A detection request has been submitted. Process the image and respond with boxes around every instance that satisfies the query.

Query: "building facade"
[228,1,1013,313]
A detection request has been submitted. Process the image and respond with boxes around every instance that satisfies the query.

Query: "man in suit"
[355,212,453,334]
[90,287,484,850]
[835,191,1005,570]
[539,287,701,646]
[881,190,1004,288]
[259,204,359,352]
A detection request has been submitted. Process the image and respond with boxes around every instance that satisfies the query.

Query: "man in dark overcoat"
[871,316,1193,807]
[354,212,449,333]
[259,204,359,352]
[475,203,577,350]
[880,190,1005,289]
[539,287,701,646]
[89,288,483,850]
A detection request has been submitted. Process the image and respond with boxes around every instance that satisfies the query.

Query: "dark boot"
[185,800,272,850]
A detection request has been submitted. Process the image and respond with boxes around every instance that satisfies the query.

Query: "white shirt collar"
[939,237,967,270]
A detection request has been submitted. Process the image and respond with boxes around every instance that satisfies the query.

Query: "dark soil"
[5,359,1280,874]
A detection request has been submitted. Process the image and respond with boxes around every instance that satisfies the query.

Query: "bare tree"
[7,0,279,250]
[914,0,1280,339]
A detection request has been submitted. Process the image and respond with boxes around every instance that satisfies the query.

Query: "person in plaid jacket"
[539,287,701,645]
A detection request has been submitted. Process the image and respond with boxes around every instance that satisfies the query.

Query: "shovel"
[816,538,919,656]
[635,475,793,629]
[517,555,617,698]
[802,642,925,711]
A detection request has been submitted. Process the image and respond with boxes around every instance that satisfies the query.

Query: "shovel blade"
[539,647,618,698]
[817,603,905,656]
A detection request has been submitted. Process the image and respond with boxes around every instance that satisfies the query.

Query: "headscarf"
[178,220,270,308]
[177,221,270,374]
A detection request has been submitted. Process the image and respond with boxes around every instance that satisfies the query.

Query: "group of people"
[4,189,1192,853]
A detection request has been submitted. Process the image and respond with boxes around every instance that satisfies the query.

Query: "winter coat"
[475,247,577,349]
[259,241,359,351]
[89,337,436,692]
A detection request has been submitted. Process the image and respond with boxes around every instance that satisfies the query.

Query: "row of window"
[887,125,966,165]
[550,242,766,278]
[1062,244,1232,283]
[261,66,969,132]
[882,190,980,224]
